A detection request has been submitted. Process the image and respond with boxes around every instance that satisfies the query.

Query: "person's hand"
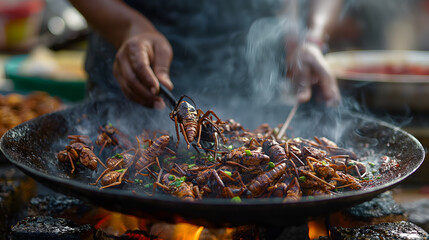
[113,29,173,109]
[287,42,340,106]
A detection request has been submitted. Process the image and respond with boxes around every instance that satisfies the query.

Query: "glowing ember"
[94,210,147,236]
[94,210,235,239]
[308,218,328,240]
[174,224,203,240]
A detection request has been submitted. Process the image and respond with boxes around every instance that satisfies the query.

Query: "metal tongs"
[158,84,177,108]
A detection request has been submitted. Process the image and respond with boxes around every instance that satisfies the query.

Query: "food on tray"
[0,91,63,135]
[347,64,429,75]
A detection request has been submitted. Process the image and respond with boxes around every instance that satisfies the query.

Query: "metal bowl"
[326,50,429,112]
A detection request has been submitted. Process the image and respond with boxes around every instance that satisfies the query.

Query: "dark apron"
[85,0,299,115]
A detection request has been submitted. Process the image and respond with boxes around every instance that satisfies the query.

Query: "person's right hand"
[113,29,173,109]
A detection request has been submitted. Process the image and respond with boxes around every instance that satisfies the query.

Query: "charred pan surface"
[330,221,429,240]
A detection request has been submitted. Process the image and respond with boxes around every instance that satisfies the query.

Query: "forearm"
[69,0,156,49]
[306,0,343,45]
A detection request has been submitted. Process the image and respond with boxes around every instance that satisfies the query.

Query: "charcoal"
[401,199,429,232]
[10,216,94,240]
[330,221,428,240]
[28,194,93,222]
[260,223,309,240]
[329,191,407,228]
[0,165,36,239]
[96,229,160,240]
[232,226,259,240]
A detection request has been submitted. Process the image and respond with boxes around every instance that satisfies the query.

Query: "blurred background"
[1,1,429,238]
[0,0,429,192]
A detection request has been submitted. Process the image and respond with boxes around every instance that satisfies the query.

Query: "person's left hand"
[286,42,340,106]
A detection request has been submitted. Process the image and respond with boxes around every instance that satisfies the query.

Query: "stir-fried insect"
[169,95,225,149]
[57,97,385,202]
[57,136,106,173]
[96,123,132,155]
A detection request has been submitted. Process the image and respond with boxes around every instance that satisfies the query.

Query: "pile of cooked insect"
[0,91,63,136]
[57,96,393,202]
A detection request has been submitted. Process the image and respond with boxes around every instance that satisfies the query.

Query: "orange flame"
[95,211,147,236]
[173,224,204,240]
[94,210,236,239]
[308,218,328,240]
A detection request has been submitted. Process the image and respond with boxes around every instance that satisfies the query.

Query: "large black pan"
[0,99,425,227]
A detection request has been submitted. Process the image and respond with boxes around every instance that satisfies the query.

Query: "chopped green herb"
[368,162,375,167]
[144,183,152,188]
[245,149,252,156]
[227,145,234,150]
[223,171,232,177]
[134,179,140,183]
[108,122,113,127]
[231,196,242,203]
[347,161,356,166]
[168,175,176,181]
[299,176,307,182]
[207,155,215,162]
[321,160,328,165]
[189,156,196,160]
[114,153,123,159]
[169,176,186,187]
[76,162,81,165]
[376,176,381,179]
[115,169,126,173]
[188,164,196,169]
[268,162,275,168]
[164,156,177,161]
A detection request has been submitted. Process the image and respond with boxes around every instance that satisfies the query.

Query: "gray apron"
[84,0,293,111]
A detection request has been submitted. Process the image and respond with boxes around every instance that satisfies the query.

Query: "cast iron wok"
[0,98,425,227]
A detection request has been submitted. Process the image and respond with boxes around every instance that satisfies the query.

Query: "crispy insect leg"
[153,169,164,195]
[164,147,176,155]
[218,169,235,182]
[248,138,261,149]
[199,109,223,124]
[154,182,170,191]
[67,153,75,174]
[306,157,315,172]
[180,123,191,149]
[299,169,336,189]
[174,117,181,148]
[99,141,108,155]
[197,124,203,148]
[212,170,225,188]
[95,155,107,169]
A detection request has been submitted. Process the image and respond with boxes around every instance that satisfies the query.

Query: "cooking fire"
[3,187,429,239]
